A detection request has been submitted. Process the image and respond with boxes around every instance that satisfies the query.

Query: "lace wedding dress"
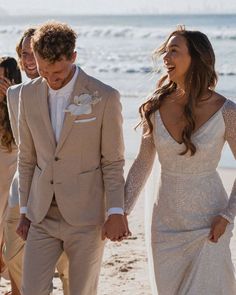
[125,99,236,295]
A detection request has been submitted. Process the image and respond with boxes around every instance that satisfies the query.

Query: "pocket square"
[74,117,96,123]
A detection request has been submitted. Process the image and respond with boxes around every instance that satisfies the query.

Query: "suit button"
[55,157,59,161]
[50,180,53,184]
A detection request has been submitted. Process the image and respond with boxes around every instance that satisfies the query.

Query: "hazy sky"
[1,0,236,15]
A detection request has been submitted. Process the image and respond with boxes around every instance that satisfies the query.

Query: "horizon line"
[2,12,236,17]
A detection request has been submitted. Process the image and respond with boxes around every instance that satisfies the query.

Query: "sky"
[1,0,236,15]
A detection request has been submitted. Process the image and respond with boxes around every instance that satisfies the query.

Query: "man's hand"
[209,215,229,243]
[102,214,131,242]
[16,214,31,241]
[124,213,131,238]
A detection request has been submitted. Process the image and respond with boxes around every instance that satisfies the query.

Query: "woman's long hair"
[0,56,22,152]
[140,26,218,155]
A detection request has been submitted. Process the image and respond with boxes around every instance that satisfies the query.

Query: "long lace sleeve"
[124,123,156,214]
[220,99,236,223]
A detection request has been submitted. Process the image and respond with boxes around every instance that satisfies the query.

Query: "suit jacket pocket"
[76,168,105,222]
[74,117,96,123]
[77,167,103,196]
[28,165,42,201]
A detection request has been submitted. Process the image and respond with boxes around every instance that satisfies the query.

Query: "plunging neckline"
[158,99,227,145]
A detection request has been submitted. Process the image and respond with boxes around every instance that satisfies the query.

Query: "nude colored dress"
[0,139,17,247]
[125,99,236,295]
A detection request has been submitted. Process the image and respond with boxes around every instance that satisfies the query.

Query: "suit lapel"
[55,68,89,154]
[39,79,57,149]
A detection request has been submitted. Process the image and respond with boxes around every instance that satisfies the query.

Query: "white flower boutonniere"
[65,91,102,116]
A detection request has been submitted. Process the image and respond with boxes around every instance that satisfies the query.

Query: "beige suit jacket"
[7,84,22,146]
[7,84,22,207]
[18,67,125,225]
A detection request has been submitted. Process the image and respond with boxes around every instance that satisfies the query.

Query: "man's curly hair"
[31,21,77,63]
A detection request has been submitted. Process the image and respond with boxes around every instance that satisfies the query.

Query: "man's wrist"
[107,207,124,216]
[20,206,27,214]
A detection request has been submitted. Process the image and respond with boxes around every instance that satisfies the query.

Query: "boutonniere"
[64,92,102,116]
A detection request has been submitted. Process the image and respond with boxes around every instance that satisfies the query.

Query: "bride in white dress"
[124,27,236,294]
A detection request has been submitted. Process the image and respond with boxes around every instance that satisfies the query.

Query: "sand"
[0,165,235,295]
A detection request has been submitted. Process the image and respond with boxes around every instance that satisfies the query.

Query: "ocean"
[0,14,235,167]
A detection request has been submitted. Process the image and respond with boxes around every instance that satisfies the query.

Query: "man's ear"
[71,51,77,63]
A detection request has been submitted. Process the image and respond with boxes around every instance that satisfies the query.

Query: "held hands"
[102,213,131,242]
[209,215,229,243]
[16,214,31,241]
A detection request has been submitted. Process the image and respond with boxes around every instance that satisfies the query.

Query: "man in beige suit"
[16,21,128,295]
[5,27,69,295]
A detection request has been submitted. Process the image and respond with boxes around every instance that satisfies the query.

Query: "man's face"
[34,52,76,90]
[21,36,39,79]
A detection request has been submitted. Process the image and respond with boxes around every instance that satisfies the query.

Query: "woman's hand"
[209,215,229,243]
[0,77,12,102]
[0,242,5,274]
[16,214,31,241]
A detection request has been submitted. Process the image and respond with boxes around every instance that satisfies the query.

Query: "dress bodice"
[154,108,225,175]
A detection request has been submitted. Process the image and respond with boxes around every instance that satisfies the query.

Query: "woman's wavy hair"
[140,26,218,155]
[0,56,22,152]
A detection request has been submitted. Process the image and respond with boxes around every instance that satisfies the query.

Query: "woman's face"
[163,35,191,89]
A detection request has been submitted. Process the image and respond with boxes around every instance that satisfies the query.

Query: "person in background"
[4,28,70,295]
[0,56,21,295]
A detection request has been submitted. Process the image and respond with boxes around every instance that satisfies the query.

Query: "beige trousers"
[3,205,70,295]
[21,201,105,295]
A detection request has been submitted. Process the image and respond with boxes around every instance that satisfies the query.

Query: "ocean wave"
[86,63,236,76]
[96,66,236,76]
[212,34,236,40]
[77,26,236,41]
[77,27,168,39]
[2,25,236,41]
[218,71,236,76]
[96,66,153,74]
[0,27,23,35]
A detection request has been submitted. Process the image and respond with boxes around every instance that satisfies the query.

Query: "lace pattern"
[220,99,236,222]
[124,123,156,214]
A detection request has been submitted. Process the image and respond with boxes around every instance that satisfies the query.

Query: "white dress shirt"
[20,66,123,216]
[48,66,78,143]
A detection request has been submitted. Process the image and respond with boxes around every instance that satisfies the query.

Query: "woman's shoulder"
[209,91,235,112]
[218,93,236,117]
[208,91,226,106]
[223,98,236,110]
[221,98,236,131]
